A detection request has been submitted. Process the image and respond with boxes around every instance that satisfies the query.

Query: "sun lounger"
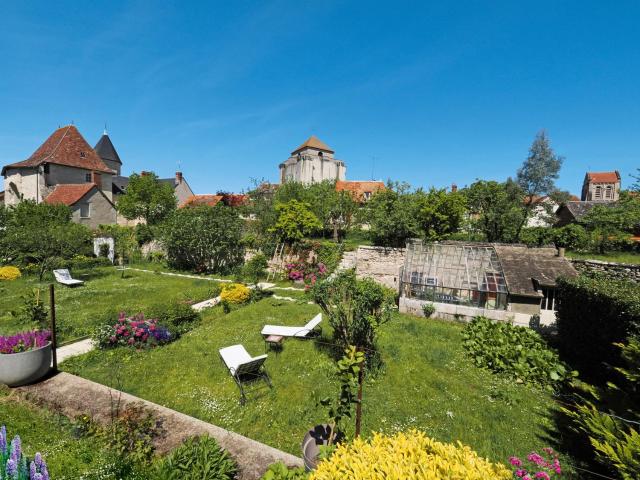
[219,344,271,405]
[53,269,84,286]
[261,313,322,338]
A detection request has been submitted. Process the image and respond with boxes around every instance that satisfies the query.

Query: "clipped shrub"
[421,303,436,318]
[261,462,308,479]
[310,430,511,480]
[556,275,640,382]
[0,266,21,281]
[462,317,573,387]
[220,283,251,304]
[147,300,200,337]
[152,435,237,480]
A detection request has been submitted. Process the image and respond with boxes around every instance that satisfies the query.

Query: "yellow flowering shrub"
[0,266,22,281]
[310,430,511,480]
[220,283,251,304]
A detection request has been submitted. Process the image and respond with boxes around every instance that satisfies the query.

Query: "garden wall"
[570,259,640,282]
[354,245,406,290]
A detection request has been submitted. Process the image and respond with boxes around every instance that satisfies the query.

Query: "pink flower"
[128,338,135,344]
[515,470,527,478]
[510,457,522,467]
[534,472,550,480]
[527,453,544,466]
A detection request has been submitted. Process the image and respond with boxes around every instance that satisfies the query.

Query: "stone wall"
[571,259,640,282]
[354,245,406,290]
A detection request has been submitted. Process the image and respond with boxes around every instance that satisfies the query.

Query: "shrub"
[310,430,511,479]
[520,227,554,247]
[421,303,436,318]
[220,283,250,304]
[15,288,48,329]
[0,330,50,354]
[556,275,640,382]
[94,313,172,349]
[135,223,155,246]
[508,448,563,479]
[314,241,343,275]
[0,266,21,281]
[462,317,573,387]
[553,224,588,250]
[285,261,328,288]
[152,435,237,480]
[147,300,200,337]
[261,462,308,479]
[0,426,49,479]
[242,253,269,284]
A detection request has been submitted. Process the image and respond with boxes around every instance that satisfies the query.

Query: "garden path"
[56,338,94,363]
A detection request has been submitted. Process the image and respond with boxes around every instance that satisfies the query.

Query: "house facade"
[279,136,346,184]
[44,183,116,229]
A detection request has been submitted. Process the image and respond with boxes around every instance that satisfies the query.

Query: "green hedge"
[556,276,640,382]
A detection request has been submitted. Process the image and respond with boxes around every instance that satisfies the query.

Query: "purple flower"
[0,331,50,354]
[10,435,21,461]
[30,460,37,478]
[6,457,18,477]
[0,425,6,455]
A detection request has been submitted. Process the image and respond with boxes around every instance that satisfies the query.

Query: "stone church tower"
[279,136,346,184]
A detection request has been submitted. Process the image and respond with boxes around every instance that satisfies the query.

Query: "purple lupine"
[34,452,43,469]
[30,460,37,478]
[33,474,44,480]
[40,463,49,480]
[10,435,21,462]
[6,457,18,478]
[0,425,6,455]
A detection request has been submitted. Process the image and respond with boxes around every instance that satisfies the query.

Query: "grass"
[566,250,640,264]
[62,298,565,467]
[0,391,111,479]
[0,267,220,342]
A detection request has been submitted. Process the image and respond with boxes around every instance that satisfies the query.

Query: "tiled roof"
[291,135,334,155]
[221,194,249,207]
[336,180,385,201]
[563,200,616,219]
[2,125,112,175]
[94,133,122,165]
[181,194,223,208]
[586,171,620,183]
[44,184,96,206]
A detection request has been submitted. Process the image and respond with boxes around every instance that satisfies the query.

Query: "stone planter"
[0,343,52,387]
[301,424,343,471]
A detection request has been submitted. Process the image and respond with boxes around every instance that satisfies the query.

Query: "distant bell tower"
[278,135,346,184]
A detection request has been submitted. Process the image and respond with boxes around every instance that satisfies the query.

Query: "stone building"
[279,136,346,184]
[581,171,620,201]
[44,183,116,229]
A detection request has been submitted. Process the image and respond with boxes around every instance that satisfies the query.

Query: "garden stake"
[355,349,364,437]
[49,283,58,372]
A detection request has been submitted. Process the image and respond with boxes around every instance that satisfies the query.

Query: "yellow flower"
[310,430,511,480]
[220,283,251,304]
[0,266,22,281]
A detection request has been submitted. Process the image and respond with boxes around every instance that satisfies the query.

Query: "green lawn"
[566,250,640,264]
[0,267,219,342]
[62,299,565,467]
[0,392,112,479]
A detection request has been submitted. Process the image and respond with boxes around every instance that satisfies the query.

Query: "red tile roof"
[181,194,223,208]
[2,125,112,175]
[44,183,96,206]
[586,171,620,183]
[336,180,385,201]
[291,135,334,155]
[221,194,249,207]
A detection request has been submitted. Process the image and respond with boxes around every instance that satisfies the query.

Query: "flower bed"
[95,313,172,349]
[285,262,327,288]
[510,448,563,479]
[0,425,49,480]
[0,331,50,354]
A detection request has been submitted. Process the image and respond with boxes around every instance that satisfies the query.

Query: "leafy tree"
[270,200,322,244]
[415,188,467,240]
[581,192,640,253]
[328,190,358,242]
[465,179,525,242]
[364,182,420,248]
[116,172,177,225]
[516,130,564,237]
[631,168,640,192]
[160,204,244,273]
[0,201,92,280]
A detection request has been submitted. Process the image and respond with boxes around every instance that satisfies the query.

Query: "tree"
[516,130,564,238]
[160,204,244,273]
[415,188,466,240]
[116,172,177,225]
[631,168,640,192]
[0,201,92,280]
[581,192,640,253]
[364,182,420,248]
[465,179,525,242]
[328,190,358,242]
[270,200,322,244]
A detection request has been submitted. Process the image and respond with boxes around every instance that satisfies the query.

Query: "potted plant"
[301,346,363,470]
[0,331,52,387]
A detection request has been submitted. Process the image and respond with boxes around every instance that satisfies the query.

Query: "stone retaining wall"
[16,372,302,479]
[570,259,640,282]
[354,246,406,290]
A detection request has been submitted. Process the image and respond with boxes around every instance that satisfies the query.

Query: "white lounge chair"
[53,269,84,287]
[219,344,271,405]
[261,313,322,338]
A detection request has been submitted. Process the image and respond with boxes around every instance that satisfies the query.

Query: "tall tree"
[415,187,467,240]
[116,172,177,225]
[270,199,322,244]
[581,192,640,253]
[364,182,420,248]
[516,130,564,237]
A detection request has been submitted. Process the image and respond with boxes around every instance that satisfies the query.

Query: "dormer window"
[80,151,86,158]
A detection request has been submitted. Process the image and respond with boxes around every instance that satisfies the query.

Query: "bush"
[310,430,511,479]
[556,276,640,383]
[0,266,21,281]
[94,312,172,349]
[242,253,269,284]
[553,224,588,250]
[261,462,308,479]
[152,435,237,480]
[285,261,328,288]
[421,303,436,318]
[147,300,200,337]
[14,288,48,329]
[314,241,343,275]
[520,227,554,247]
[135,223,155,246]
[462,317,573,387]
[220,283,250,304]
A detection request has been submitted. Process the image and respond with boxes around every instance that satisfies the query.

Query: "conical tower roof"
[291,135,334,155]
[94,131,122,165]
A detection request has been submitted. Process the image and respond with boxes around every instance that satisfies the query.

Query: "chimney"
[91,171,102,186]
[176,171,183,184]
[451,183,458,193]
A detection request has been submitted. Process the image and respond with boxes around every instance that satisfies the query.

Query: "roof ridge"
[41,125,71,165]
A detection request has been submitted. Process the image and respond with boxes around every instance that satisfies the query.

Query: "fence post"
[49,284,57,372]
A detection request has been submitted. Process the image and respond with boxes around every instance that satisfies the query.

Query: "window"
[594,185,602,199]
[85,173,92,182]
[363,191,372,201]
[605,185,613,199]
[540,287,555,311]
[79,203,90,218]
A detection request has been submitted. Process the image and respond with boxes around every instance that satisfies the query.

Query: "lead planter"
[301,424,343,471]
[0,342,52,387]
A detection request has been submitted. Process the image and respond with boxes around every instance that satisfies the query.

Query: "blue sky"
[1,1,639,195]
